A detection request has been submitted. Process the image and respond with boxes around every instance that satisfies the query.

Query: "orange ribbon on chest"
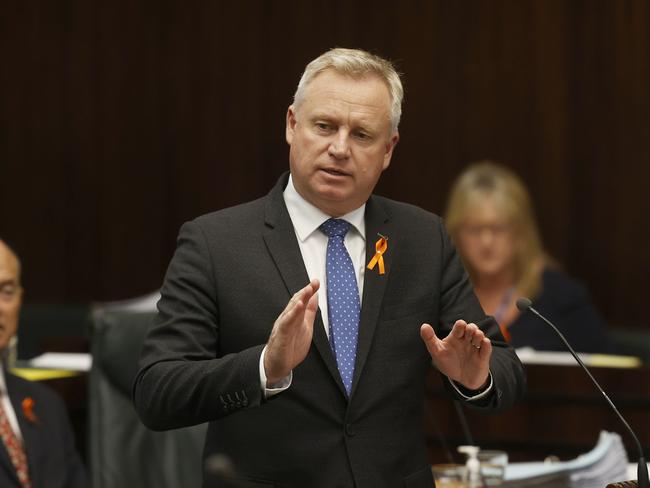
[367,235,388,275]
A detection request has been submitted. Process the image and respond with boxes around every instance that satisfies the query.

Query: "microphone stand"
[518,298,649,488]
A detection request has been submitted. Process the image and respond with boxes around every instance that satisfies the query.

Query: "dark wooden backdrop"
[1,1,649,328]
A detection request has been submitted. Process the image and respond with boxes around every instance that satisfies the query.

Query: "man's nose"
[328,131,351,159]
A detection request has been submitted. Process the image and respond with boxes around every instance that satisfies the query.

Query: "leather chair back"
[89,311,206,488]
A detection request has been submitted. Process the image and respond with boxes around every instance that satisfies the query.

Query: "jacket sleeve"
[435,220,527,411]
[133,220,264,431]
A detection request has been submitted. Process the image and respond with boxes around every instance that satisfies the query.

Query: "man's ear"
[382,132,400,170]
[286,106,297,145]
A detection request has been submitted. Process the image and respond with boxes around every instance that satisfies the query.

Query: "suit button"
[345,423,356,437]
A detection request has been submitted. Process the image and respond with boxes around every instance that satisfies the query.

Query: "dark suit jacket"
[134,173,526,488]
[509,267,611,353]
[1,372,87,488]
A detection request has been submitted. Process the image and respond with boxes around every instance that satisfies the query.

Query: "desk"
[13,358,650,470]
[425,363,650,463]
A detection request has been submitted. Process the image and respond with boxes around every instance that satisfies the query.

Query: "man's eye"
[0,285,16,296]
[355,132,371,141]
[315,123,332,131]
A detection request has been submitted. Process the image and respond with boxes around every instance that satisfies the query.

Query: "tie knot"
[320,218,351,238]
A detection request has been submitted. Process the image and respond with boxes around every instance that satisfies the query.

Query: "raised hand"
[420,319,492,390]
[264,279,320,386]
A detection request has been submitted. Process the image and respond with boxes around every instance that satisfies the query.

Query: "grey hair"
[292,48,403,133]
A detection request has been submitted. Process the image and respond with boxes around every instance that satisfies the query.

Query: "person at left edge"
[0,239,88,488]
[133,48,526,488]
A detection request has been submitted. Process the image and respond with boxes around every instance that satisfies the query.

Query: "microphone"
[516,297,649,488]
[205,453,241,487]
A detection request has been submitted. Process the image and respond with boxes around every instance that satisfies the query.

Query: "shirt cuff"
[448,370,494,401]
[259,345,292,398]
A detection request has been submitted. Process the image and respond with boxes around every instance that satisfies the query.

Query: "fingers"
[307,278,320,295]
[265,281,320,382]
[420,323,442,357]
[303,288,320,324]
[450,320,490,352]
[280,280,320,323]
[420,323,437,343]
[451,320,468,339]
[465,322,487,351]
[469,324,488,350]
[479,336,492,359]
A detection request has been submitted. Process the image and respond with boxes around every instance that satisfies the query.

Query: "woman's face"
[457,195,518,280]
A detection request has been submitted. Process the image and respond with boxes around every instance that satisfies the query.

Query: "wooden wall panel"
[1,0,649,328]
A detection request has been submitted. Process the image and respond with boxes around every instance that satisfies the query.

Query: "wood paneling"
[1,1,649,328]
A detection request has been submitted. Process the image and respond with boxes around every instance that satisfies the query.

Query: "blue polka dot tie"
[320,218,361,396]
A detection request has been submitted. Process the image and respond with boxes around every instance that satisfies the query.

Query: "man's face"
[286,69,399,217]
[0,246,21,351]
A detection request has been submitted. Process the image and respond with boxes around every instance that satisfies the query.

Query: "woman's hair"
[445,161,550,298]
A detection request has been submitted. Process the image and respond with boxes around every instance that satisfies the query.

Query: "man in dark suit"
[0,240,87,488]
[133,48,526,487]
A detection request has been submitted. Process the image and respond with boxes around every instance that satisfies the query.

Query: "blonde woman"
[445,161,609,353]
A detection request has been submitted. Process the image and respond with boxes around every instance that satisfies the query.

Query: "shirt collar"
[0,362,6,396]
[283,174,366,242]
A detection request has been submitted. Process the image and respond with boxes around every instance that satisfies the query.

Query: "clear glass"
[477,450,508,486]
[431,464,466,488]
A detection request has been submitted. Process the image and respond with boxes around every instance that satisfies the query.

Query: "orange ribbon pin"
[367,234,388,275]
[22,397,38,424]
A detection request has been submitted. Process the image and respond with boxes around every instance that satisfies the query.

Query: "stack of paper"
[27,352,92,371]
[515,348,642,368]
[502,431,630,487]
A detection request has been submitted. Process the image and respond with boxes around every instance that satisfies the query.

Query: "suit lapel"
[350,196,393,397]
[262,174,345,395]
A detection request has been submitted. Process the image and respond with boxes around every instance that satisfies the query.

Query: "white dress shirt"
[0,363,23,442]
[282,175,367,332]
[259,176,366,395]
[258,175,492,400]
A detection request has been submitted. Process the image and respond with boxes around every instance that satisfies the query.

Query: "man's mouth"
[320,168,349,177]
